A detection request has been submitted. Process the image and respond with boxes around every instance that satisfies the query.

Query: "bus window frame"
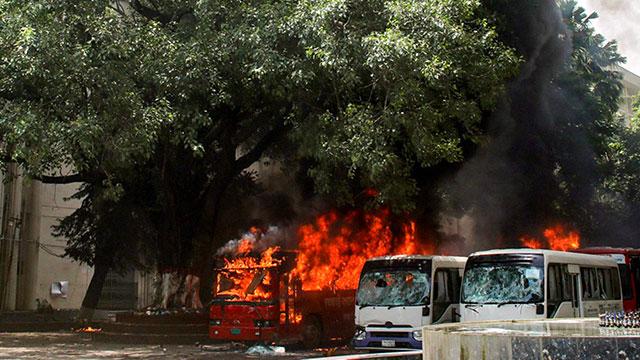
[546,263,573,318]
[580,266,621,301]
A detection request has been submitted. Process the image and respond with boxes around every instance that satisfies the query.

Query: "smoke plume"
[446,0,604,251]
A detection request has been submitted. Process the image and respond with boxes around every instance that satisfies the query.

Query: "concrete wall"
[0,178,94,311]
[32,182,93,310]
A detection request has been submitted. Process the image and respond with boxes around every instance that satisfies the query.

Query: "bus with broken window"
[209,248,355,348]
[460,249,623,322]
[353,255,467,350]
[574,247,640,311]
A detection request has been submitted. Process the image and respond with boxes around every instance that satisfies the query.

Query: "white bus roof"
[366,254,466,263]
[469,248,618,267]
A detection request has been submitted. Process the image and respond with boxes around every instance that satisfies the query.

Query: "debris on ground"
[200,342,247,352]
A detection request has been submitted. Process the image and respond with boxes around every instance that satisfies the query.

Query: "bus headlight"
[211,319,222,326]
[412,330,422,341]
[354,327,366,341]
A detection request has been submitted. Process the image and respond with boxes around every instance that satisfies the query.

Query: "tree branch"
[129,0,172,24]
[128,0,192,25]
[233,122,291,173]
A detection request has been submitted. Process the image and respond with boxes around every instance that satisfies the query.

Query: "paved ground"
[0,332,344,359]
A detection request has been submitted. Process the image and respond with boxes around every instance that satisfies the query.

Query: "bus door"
[568,264,581,317]
[431,267,462,324]
[547,264,579,318]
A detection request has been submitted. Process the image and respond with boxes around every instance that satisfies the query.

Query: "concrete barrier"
[422,319,640,360]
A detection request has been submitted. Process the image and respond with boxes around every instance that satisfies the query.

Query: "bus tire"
[301,316,322,349]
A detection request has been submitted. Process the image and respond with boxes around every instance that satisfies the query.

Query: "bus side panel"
[297,289,356,342]
[551,302,576,318]
[582,300,622,317]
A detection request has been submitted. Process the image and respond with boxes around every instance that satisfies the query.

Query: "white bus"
[353,255,466,350]
[460,249,623,322]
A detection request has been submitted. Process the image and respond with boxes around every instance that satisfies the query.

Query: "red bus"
[574,247,640,311]
[209,250,355,348]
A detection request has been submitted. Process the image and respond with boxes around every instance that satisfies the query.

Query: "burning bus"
[209,247,355,348]
[209,209,434,347]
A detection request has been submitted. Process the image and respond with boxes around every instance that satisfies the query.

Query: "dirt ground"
[0,332,343,359]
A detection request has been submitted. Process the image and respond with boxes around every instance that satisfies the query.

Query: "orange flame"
[214,246,282,302]
[520,236,543,249]
[75,326,102,333]
[519,224,581,251]
[292,209,433,291]
[214,209,433,301]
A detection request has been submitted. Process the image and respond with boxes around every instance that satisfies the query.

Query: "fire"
[520,236,542,249]
[235,226,261,254]
[519,224,581,251]
[214,209,433,299]
[292,209,433,291]
[214,246,282,302]
[75,326,102,333]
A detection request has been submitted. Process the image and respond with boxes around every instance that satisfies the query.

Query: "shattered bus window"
[462,265,543,304]
[356,270,430,306]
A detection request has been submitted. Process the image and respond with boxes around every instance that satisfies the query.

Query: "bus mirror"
[568,265,580,274]
[422,306,430,317]
[536,304,544,315]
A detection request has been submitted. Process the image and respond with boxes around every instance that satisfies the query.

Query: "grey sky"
[576,0,640,75]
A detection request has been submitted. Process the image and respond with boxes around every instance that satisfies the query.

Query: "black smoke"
[447,0,623,250]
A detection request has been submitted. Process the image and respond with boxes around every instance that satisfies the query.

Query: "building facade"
[0,167,153,311]
[617,65,640,124]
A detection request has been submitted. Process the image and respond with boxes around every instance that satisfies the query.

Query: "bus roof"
[365,254,467,263]
[468,248,618,267]
[574,247,640,256]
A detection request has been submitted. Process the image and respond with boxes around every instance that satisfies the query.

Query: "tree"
[597,95,640,245]
[0,0,518,313]
[291,0,520,211]
[1,0,297,313]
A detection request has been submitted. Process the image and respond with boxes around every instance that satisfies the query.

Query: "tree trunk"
[194,183,230,306]
[78,253,113,322]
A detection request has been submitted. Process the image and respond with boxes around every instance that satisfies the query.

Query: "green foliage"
[0,0,304,266]
[291,0,520,211]
[0,0,519,269]
[598,95,640,238]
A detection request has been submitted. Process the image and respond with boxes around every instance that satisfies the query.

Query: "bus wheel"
[301,316,322,349]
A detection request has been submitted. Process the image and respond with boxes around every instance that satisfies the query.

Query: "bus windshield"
[462,261,543,304]
[214,268,276,303]
[357,269,430,307]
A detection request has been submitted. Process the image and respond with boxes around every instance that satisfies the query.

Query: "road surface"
[0,332,347,359]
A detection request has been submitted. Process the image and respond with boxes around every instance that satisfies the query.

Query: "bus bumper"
[352,331,422,350]
[209,325,277,342]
